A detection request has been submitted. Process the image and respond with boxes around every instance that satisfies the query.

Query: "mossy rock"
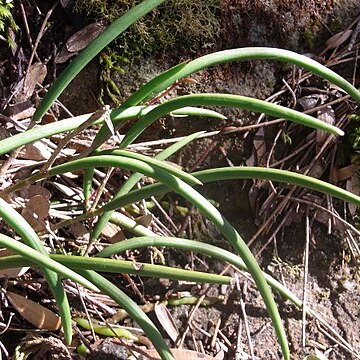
[74,0,221,58]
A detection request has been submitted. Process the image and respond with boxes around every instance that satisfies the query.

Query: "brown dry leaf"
[6,291,61,330]
[154,302,179,342]
[336,164,355,182]
[102,222,126,244]
[52,182,83,201]
[246,127,266,166]
[54,46,75,64]
[55,21,106,64]
[21,194,50,232]
[0,249,29,278]
[69,222,90,241]
[6,100,36,121]
[140,349,215,360]
[326,29,353,49]
[346,175,360,216]
[66,21,106,52]
[19,184,52,201]
[18,142,52,161]
[313,209,344,230]
[135,214,153,228]
[316,105,335,148]
[16,63,47,102]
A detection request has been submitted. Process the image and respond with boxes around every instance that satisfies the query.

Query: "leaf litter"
[0,2,359,360]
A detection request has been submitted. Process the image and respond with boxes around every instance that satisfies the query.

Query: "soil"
[1,1,360,359]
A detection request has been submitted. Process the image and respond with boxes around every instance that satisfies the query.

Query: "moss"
[302,29,315,49]
[74,0,220,104]
[74,0,220,57]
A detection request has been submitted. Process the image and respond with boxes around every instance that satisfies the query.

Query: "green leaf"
[33,0,166,122]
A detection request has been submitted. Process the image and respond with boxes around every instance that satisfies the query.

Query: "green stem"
[0,254,231,285]
[77,270,175,360]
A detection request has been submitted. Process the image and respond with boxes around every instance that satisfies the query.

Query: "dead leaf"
[0,249,29,278]
[69,223,90,241]
[336,164,355,182]
[21,195,50,232]
[18,142,52,161]
[16,63,47,102]
[55,21,106,64]
[316,105,335,148]
[102,222,126,243]
[66,21,106,52]
[54,46,75,64]
[135,214,153,228]
[346,175,360,216]
[6,291,61,330]
[6,100,36,121]
[19,184,52,201]
[326,29,353,49]
[154,302,179,342]
[140,349,215,360]
[246,127,266,166]
[52,182,83,201]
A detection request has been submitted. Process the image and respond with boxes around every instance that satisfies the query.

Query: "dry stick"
[217,329,232,349]
[236,276,255,360]
[177,267,231,348]
[127,118,285,149]
[279,195,360,238]
[89,167,114,212]
[146,78,197,106]
[238,268,359,358]
[344,229,360,263]
[316,320,360,359]
[255,213,291,258]
[301,210,310,348]
[0,340,9,358]
[152,218,172,237]
[257,141,334,247]
[19,2,37,59]
[248,115,346,247]
[266,127,282,194]
[270,140,313,168]
[25,0,59,77]
[151,196,178,232]
[281,78,297,108]
[64,283,116,315]
[352,47,359,86]
[349,17,360,51]
[76,283,97,341]
[41,106,110,172]
[210,317,221,349]
[188,137,218,173]
[0,313,14,336]
[326,194,332,234]
[177,295,206,348]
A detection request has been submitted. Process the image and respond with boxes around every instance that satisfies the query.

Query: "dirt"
[1,0,360,359]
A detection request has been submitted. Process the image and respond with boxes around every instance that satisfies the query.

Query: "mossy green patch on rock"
[74,0,220,57]
[73,0,220,105]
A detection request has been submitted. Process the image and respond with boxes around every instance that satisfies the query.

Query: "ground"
[0,1,360,359]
